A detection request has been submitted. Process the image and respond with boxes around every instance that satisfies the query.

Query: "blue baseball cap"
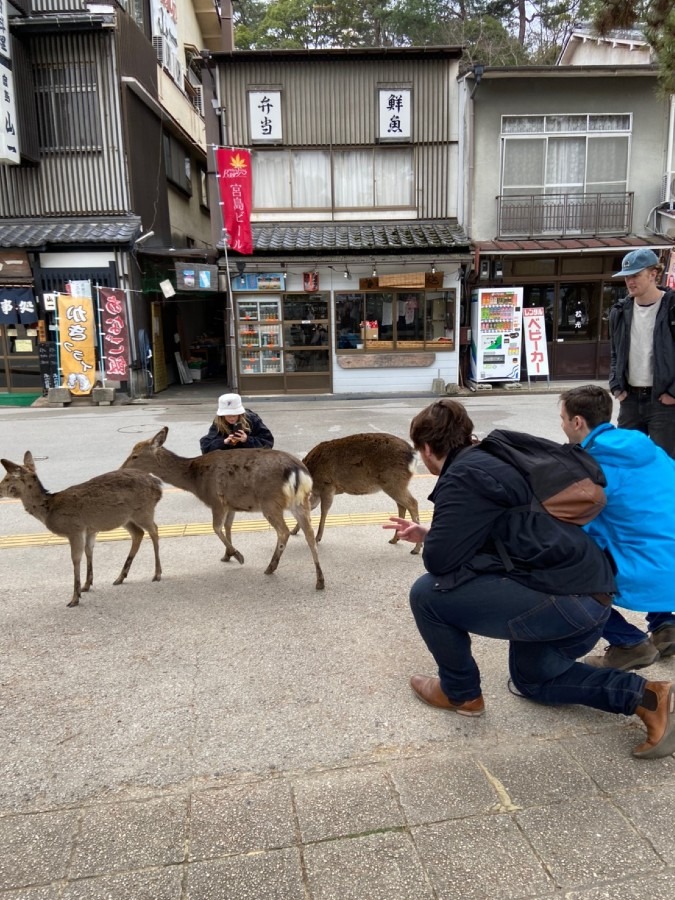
[612,248,660,277]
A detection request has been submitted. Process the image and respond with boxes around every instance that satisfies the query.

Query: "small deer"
[291,433,422,554]
[0,453,162,607]
[121,427,325,590]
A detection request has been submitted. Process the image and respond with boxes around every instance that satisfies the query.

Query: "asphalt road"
[1,389,673,899]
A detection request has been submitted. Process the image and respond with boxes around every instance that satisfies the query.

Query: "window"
[251,148,413,211]
[501,114,631,196]
[335,291,455,351]
[163,132,191,195]
[198,167,209,209]
[35,62,102,152]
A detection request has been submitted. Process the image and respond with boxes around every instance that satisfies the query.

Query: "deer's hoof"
[67,597,80,607]
[411,546,421,555]
[315,578,325,590]
[153,574,162,582]
[388,535,398,545]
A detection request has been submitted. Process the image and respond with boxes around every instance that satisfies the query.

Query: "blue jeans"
[602,607,675,647]
[618,393,675,457]
[410,573,646,715]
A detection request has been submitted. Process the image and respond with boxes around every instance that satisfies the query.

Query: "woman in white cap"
[199,393,274,453]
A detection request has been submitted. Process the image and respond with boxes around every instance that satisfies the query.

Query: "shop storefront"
[474,243,675,381]
[230,263,465,396]
[0,251,40,394]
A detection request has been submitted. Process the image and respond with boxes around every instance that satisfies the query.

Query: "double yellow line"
[0,509,434,550]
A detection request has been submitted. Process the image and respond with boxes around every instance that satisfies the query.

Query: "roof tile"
[251,220,469,253]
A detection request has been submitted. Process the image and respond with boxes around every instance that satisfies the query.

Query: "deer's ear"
[23,451,36,471]
[1,458,20,473]
[152,427,168,449]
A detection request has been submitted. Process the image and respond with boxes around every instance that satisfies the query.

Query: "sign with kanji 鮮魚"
[378,89,411,141]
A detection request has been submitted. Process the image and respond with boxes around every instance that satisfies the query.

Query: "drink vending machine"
[469,287,524,384]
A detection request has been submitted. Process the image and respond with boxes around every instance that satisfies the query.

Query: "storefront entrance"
[497,252,627,380]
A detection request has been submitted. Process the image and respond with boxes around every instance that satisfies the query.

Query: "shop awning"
[475,236,675,255]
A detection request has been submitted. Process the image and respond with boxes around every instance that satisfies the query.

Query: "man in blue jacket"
[560,385,675,670]
[386,398,675,759]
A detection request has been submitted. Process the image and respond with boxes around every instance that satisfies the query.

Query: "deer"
[120,426,325,590]
[291,433,423,554]
[0,453,163,607]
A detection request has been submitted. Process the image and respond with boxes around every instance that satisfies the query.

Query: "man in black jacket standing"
[609,248,675,456]
[386,399,675,759]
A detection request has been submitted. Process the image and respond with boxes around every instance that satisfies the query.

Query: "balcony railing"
[497,192,634,238]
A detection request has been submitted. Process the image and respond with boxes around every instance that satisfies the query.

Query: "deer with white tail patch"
[121,427,324,590]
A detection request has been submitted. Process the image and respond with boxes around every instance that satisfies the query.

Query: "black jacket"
[199,409,274,454]
[423,445,616,595]
[608,290,675,398]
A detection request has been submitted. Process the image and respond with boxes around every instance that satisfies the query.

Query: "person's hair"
[214,412,251,436]
[647,263,665,281]
[560,385,612,429]
[410,399,475,458]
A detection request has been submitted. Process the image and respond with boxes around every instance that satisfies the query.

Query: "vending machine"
[469,287,524,384]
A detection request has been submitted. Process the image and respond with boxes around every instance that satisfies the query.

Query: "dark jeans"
[410,572,646,715]
[602,607,675,646]
[618,392,675,457]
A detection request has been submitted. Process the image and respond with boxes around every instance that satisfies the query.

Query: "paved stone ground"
[0,392,674,899]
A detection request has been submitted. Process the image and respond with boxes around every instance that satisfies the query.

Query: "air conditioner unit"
[152,34,167,66]
[192,85,205,117]
[170,56,184,87]
[660,171,675,204]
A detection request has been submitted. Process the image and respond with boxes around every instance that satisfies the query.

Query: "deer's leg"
[134,514,162,582]
[114,522,144,585]
[82,529,96,591]
[292,500,325,590]
[67,532,85,607]
[146,520,162,582]
[262,506,291,576]
[389,491,422,555]
[211,503,244,565]
[315,491,335,543]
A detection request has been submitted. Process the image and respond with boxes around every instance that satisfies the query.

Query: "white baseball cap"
[217,393,246,416]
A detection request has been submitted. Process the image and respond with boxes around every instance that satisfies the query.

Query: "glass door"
[235,296,285,393]
[282,294,331,393]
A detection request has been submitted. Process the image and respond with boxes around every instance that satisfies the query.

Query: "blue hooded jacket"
[582,422,675,612]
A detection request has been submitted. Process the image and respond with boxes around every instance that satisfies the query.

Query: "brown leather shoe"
[633,681,675,759]
[410,675,485,717]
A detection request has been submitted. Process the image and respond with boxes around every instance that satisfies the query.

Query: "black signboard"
[38,341,59,394]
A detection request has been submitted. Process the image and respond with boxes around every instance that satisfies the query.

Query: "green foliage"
[589,0,675,93]
[232,0,580,64]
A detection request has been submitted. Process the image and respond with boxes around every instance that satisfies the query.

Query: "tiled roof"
[251,220,469,253]
[475,236,674,254]
[0,216,142,248]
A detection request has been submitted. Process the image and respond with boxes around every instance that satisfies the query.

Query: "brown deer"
[121,427,325,590]
[291,433,423,554]
[0,453,162,607]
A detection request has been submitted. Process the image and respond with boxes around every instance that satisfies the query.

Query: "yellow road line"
[0,510,434,550]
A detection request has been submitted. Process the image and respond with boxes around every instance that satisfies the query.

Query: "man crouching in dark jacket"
[385,398,675,759]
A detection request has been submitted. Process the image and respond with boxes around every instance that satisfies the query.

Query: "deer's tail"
[282,465,313,509]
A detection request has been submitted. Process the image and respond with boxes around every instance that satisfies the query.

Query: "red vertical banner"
[215,147,253,255]
[99,287,130,381]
